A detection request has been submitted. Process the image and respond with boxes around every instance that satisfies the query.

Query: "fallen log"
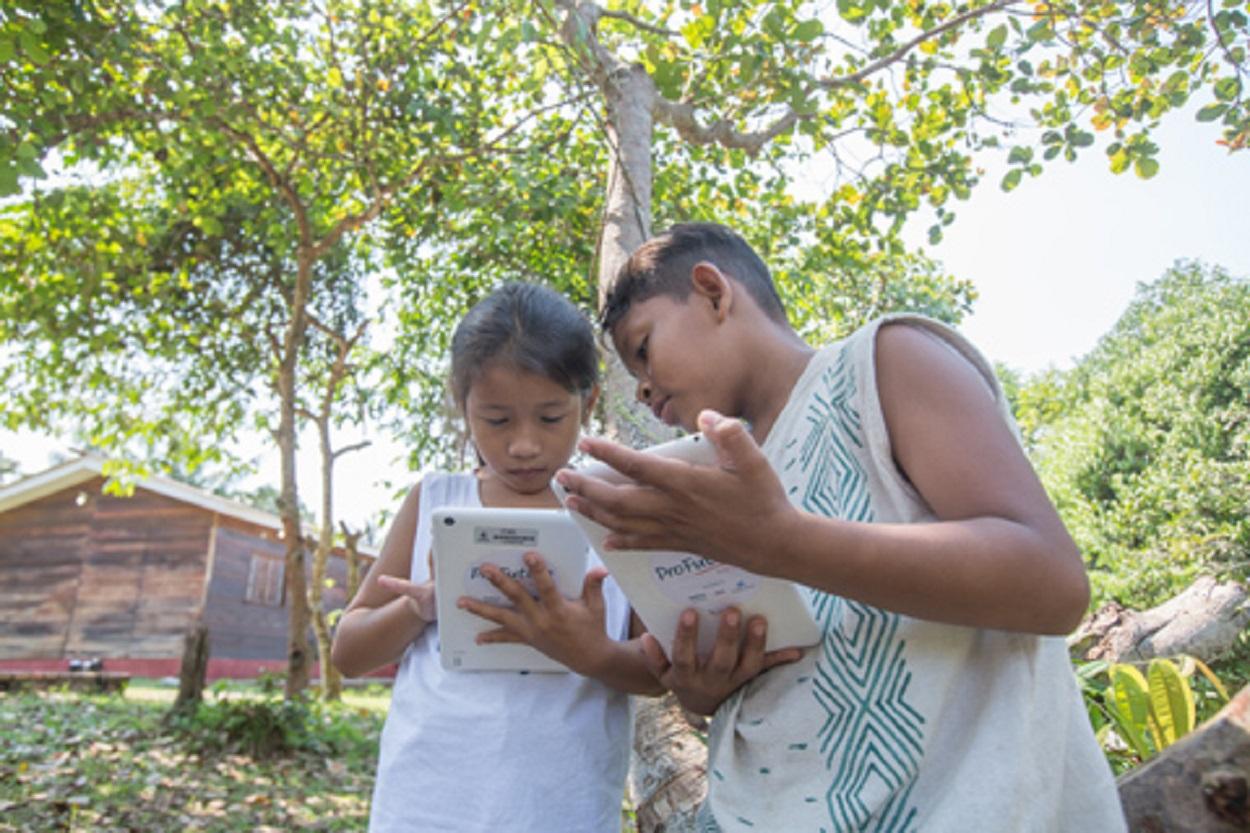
[1118,685,1250,832]
[1070,576,1250,664]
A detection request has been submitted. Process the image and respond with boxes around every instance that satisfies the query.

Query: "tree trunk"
[279,253,315,699]
[341,522,364,599]
[1070,576,1250,664]
[1118,684,1250,832]
[311,418,343,701]
[591,56,709,833]
[169,620,210,717]
[631,694,709,832]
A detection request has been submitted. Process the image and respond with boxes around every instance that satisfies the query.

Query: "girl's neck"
[475,468,563,509]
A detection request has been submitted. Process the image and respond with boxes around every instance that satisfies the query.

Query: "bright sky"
[4,109,1247,532]
[903,111,1250,373]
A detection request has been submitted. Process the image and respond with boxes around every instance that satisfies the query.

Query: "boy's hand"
[377,574,437,623]
[556,409,797,575]
[459,553,612,675]
[644,607,803,716]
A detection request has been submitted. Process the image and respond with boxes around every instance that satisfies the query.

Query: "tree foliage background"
[1008,261,1250,608]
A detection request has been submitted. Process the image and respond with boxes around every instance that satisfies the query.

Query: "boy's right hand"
[642,607,803,716]
[377,574,437,624]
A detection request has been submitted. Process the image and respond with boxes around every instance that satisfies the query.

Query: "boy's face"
[610,289,735,432]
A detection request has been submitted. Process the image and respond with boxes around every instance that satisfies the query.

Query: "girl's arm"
[330,482,435,677]
[464,560,665,695]
[557,325,1089,636]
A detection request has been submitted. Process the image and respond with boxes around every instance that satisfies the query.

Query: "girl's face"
[464,361,593,496]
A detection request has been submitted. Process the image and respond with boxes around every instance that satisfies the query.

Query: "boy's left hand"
[459,552,612,674]
[643,607,804,716]
[555,410,796,576]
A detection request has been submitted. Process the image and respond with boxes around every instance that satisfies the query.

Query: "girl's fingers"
[458,596,518,629]
[523,553,561,606]
[476,627,524,645]
[480,564,537,613]
[378,574,419,596]
[580,568,608,615]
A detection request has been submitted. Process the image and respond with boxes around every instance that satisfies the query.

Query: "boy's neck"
[740,329,816,444]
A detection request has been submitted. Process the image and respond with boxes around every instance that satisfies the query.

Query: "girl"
[331,283,661,832]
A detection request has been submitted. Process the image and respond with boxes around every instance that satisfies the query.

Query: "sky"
[3,109,1247,533]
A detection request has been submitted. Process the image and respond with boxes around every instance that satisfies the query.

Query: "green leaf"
[1147,659,1195,749]
[1214,77,1241,102]
[1000,169,1022,191]
[1134,157,1160,179]
[0,164,18,197]
[1070,130,1094,148]
[18,29,49,66]
[1008,146,1033,164]
[987,24,1008,50]
[1107,664,1154,759]
[794,20,824,43]
[1196,103,1228,122]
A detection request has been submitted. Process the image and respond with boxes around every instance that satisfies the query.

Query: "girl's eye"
[541,414,567,424]
[482,417,508,427]
[636,336,649,363]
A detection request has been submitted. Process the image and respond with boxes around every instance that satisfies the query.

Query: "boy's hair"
[451,283,599,407]
[600,222,788,334]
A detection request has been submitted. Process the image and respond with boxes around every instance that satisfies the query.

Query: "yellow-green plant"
[1103,656,1230,762]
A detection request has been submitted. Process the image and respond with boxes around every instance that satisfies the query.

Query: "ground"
[0,679,388,832]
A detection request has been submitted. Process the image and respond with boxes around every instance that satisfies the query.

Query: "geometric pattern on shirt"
[787,345,926,832]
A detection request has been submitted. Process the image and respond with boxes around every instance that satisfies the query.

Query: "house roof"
[0,455,378,558]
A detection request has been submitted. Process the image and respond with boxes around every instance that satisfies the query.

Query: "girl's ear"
[581,384,601,426]
[690,262,733,321]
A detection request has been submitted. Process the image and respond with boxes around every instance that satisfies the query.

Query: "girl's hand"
[377,574,438,623]
[459,553,613,675]
[642,608,803,716]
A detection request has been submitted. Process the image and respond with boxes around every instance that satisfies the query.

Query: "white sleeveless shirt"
[697,315,1125,832]
[369,472,633,832]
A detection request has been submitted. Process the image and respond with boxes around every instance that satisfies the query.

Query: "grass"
[0,678,390,832]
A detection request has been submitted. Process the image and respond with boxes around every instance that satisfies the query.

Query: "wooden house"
[0,455,380,680]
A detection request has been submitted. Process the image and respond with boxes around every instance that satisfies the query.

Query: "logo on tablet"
[649,553,759,611]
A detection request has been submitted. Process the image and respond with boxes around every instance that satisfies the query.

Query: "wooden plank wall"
[203,521,372,661]
[0,479,211,660]
[203,522,289,660]
[0,484,91,658]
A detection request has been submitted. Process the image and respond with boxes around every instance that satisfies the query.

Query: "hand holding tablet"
[551,433,821,660]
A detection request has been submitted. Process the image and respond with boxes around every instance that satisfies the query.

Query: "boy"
[555,223,1125,831]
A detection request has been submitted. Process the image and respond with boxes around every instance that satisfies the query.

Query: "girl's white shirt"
[368,472,633,833]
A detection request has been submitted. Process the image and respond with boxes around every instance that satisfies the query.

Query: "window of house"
[246,553,285,606]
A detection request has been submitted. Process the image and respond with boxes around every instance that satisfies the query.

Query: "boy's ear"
[690,261,733,321]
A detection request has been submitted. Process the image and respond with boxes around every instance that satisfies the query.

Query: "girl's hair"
[450,283,599,407]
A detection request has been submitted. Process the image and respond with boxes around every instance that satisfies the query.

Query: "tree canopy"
[1016,261,1250,607]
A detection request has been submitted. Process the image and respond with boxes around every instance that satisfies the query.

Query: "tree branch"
[599,9,678,37]
[821,0,1020,89]
[652,101,802,155]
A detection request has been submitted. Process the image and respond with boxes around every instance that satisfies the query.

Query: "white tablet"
[431,507,589,672]
[552,433,822,660]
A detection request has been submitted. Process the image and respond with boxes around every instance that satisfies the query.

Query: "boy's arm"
[463,556,666,695]
[330,482,436,677]
[557,324,1090,636]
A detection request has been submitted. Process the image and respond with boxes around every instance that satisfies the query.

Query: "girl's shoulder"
[417,470,479,510]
